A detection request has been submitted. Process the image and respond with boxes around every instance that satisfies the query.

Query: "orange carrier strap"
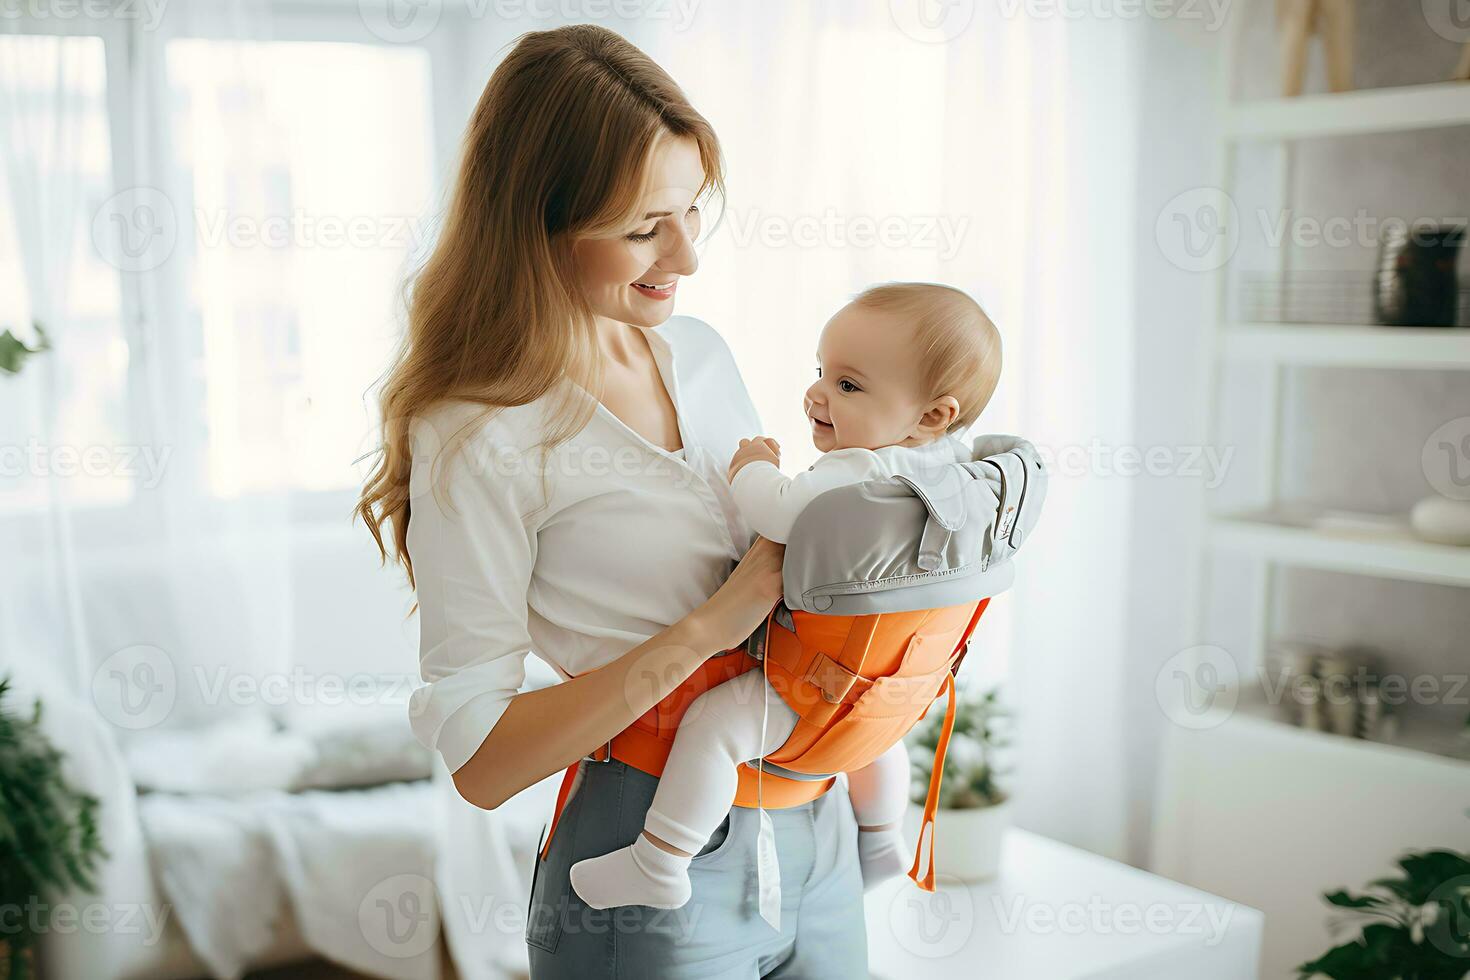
[539,611,834,861]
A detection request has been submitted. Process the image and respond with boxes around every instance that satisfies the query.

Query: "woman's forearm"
[450,611,722,809]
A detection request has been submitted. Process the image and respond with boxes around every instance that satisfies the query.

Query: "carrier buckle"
[586,739,614,763]
[806,653,859,705]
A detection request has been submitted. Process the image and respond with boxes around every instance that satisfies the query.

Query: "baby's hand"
[729,437,781,481]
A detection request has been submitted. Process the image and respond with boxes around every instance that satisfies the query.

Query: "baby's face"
[804,303,933,453]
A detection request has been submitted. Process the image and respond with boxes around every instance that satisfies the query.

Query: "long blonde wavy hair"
[356,25,724,587]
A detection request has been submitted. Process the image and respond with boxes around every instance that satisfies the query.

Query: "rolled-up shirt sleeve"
[730,449,883,543]
[405,411,538,774]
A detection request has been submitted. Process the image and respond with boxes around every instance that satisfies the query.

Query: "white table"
[864,829,1264,979]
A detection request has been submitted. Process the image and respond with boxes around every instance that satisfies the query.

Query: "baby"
[570,282,1003,911]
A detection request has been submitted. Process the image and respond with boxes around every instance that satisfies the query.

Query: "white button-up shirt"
[406,316,764,773]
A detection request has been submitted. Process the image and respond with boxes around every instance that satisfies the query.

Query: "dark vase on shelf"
[1373,223,1466,327]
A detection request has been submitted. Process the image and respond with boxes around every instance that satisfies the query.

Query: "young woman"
[358,25,868,978]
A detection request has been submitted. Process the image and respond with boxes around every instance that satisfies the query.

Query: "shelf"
[1221,322,1470,369]
[1206,681,1470,769]
[1226,81,1470,141]
[1209,511,1470,587]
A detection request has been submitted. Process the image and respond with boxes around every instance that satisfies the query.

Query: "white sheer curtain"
[1,2,429,731]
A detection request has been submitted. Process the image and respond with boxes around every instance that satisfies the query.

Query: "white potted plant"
[905,685,1013,881]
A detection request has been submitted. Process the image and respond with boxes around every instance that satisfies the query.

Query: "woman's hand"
[696,535,786,651]
[728,437,781,482]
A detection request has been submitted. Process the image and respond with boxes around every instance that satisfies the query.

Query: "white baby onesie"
[568,435,973,912]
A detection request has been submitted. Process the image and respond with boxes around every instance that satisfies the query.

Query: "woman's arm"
[450,536,785,810]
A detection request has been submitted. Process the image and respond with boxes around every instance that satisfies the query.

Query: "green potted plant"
[0,322,48,376]
[0,676,107,980]
[1296,836,1470,979]
[906,684,1013,881]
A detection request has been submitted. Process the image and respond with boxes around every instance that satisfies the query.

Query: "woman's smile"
[632,278,677,300]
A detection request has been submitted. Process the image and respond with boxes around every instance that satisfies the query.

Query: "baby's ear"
[919,396,960,435]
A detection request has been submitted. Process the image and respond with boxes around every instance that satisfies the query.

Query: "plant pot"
[905,798,1012,882]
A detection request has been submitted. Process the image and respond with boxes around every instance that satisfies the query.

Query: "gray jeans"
[526,759,868,979]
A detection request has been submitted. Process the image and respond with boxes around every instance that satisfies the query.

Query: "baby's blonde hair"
[851,282,1001,432]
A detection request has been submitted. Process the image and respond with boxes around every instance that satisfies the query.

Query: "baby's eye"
[838,379,859,393]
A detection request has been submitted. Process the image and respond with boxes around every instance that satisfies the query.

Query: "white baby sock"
[570,834,693,910]
[857,827,910,891]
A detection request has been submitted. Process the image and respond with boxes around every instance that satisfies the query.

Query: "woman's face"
[571,136,706,329]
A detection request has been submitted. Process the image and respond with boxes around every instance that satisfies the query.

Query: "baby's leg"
[569,669,798,909]
[846,741,913,890]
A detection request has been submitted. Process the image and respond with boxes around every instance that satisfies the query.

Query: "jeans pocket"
[689,811,738,870]
[526,773,586,954]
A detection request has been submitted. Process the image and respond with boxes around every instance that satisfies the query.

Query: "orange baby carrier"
[541,436,1046,892]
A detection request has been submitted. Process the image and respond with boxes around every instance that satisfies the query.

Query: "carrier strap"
[539,605,833,862]
[907,597,990,892]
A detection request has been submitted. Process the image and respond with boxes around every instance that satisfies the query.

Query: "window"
[2,16,441,515]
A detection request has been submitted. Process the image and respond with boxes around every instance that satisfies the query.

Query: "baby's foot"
[570,834,693,910]
[857,827,909,891]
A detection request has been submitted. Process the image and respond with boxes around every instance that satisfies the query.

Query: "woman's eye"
[838,379,859,393]
[626,227,658,243]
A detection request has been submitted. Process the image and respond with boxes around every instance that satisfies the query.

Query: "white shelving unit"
[1226,80,1470,141]
[1187,18,1470,744]
[1222,322,1470,369]
[1154,10,1470,977]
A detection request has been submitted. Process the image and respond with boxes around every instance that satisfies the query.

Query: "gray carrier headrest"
[780,435,1047,615]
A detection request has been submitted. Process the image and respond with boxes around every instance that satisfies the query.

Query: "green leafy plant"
[1297,837,1470,979]
[0,323,49,376]
[908,685,1011,810]
[0,676,107,980]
